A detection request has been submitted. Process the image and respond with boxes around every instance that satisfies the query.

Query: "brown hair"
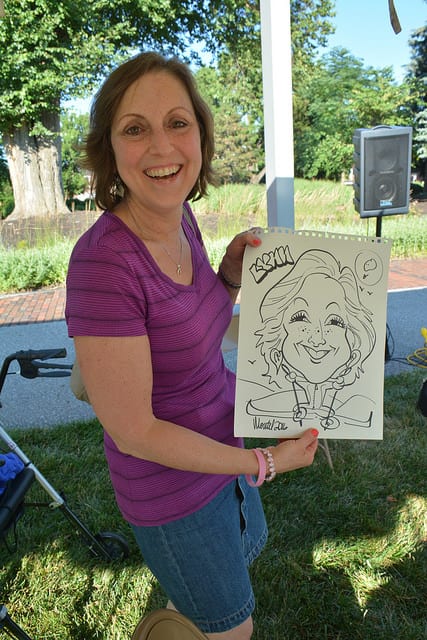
[83,52,217,211]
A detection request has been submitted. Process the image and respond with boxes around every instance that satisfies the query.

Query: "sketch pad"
[234,229,392,440]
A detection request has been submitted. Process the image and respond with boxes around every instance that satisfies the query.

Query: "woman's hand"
[218,228,262,296]
[272,429,319,473]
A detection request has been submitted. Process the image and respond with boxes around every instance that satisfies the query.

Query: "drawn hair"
[255,249,376,386]
[82,51,217,211]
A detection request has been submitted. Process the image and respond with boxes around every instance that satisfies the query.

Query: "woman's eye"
[124,125,143,136]
[290,311,308,323]
[327,314,346,329]
[171,119,187,129]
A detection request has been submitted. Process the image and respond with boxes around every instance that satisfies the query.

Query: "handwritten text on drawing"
[249,244,295,283]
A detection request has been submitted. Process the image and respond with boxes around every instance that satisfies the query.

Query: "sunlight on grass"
[311,493,427,611]
[0,374,425,638]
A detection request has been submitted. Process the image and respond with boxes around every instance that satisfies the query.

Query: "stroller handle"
[0,348,71,397]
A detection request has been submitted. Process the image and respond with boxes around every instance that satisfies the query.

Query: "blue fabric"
[130,476,268,634]
[0,453,24,495]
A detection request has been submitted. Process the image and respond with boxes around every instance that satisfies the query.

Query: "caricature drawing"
[249,248,376,430]
[235,231,392,440]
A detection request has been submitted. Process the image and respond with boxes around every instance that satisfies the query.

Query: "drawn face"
[280,274,352,384]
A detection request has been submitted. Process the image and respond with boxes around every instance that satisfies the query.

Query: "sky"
[69,1,426,113]
[321,0,427,82]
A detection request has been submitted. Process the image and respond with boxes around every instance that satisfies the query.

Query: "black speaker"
[353,126,412,218]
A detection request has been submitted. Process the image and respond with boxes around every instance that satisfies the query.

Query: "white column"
[260,0,295,228]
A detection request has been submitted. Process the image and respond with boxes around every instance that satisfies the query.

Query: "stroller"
[0,348,129,639]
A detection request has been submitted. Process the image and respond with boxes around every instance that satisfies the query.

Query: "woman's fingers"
[274,428,319,472]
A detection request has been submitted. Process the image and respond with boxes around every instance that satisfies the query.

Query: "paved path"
[0,258,425,429]
[0,258,426,327]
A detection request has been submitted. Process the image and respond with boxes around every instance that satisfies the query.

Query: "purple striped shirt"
[65,206,242,526]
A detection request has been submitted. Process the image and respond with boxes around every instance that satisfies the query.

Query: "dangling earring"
[112,173,125,200]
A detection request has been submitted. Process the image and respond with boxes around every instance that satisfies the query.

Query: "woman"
[65,52,318,639]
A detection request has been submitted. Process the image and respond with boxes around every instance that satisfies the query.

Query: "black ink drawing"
[234,230,392,440]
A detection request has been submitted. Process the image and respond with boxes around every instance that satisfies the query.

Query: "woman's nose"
[149,128,173,154]
[308,323,326,345]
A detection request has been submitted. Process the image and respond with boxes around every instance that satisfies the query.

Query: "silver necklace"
[126,203,184,276]
[162,235,183,275]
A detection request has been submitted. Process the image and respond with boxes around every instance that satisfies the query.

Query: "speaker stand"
[377,215,391,362]
[376,214,383,238]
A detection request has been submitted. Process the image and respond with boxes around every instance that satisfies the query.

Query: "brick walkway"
[0,258,426,327]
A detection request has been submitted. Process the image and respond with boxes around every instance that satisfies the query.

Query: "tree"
[196,66,263,184]
[61,111,90,204]
[0,148,13,218]
[196,0,335,182]
[407,16,427,188]
[0,0,215,219]
[294,48,412,180]
[206,1,335,137]
[0,0,337,219]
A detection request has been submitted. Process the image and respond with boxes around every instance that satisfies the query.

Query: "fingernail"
[311,429,319,437]
[253,237,261,246]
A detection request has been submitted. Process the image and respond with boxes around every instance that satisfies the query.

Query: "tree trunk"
[3,110,69,219]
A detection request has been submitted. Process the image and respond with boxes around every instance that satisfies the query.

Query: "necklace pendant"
[176,264,182,275]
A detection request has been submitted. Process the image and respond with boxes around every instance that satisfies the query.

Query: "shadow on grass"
[250,369,426,639]
[0,369,426,639]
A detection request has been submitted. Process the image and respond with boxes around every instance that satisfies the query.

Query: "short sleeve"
[66,244,148,337]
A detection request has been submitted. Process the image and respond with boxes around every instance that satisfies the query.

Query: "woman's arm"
[75,334,318,477]
[217,228,262,302]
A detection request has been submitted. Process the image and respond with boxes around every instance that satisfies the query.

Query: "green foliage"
[407,22,427,182]
[1,368,425,639]
[61,111,90,199]
[0,0,223,133]
[196,67,263,184]
[414,109,427,162]
[196,1,335,183]
[0,152,13,218]
[295,49,412,180]
[408,23,427,81]
[0,182,425,293]
[203,1,335,73]
[0,180,14,219]
[0,240,73,291]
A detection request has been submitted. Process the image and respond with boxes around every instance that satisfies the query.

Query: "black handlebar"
[0,348,72,398]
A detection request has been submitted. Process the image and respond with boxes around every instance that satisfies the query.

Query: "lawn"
[0,179,426,638]
[0,369,426,639]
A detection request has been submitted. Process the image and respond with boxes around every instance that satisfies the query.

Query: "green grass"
[1,370,426,639]
[0,180,426,636]
[0,180,425,293]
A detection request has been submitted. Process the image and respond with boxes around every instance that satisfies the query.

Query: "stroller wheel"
[94,531,130,561]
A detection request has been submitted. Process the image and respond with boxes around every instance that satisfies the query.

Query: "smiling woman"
[110,70,203,247]
[65,51,319,640]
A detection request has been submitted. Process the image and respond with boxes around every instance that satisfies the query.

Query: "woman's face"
[280,273,352,384]
[110,70,202,215]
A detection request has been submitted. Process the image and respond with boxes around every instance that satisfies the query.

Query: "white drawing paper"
[234,229,392,440]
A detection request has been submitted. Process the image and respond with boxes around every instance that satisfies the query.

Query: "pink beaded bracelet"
[263,448,277,482]
[245,448,266,487]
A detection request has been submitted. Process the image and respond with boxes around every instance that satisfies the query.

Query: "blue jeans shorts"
[130,476,268,634]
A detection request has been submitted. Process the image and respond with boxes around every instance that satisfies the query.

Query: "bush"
[0,180,14,219]
[0,241,73,292]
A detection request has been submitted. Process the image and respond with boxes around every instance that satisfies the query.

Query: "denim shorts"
[130,476,268,634]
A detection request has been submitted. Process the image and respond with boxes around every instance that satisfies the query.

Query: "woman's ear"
[349,349,361,369]
[270,348,283,375]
